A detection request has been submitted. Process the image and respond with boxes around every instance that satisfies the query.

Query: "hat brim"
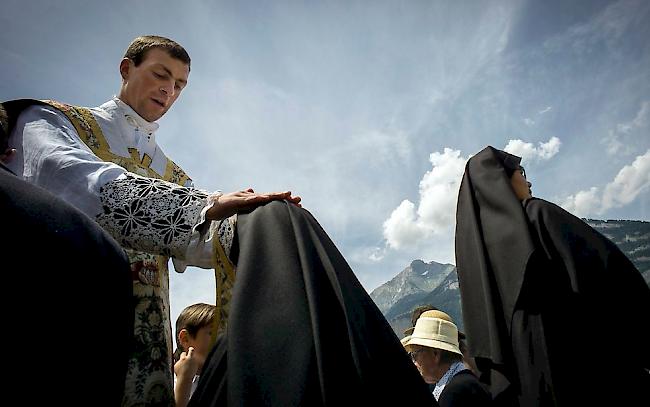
[404,336,462,356]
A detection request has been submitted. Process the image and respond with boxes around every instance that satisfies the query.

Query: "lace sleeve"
[96,173,209,258]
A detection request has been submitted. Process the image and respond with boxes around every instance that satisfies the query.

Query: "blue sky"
[3,0,649,334]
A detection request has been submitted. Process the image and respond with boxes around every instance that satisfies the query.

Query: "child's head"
[173,303,216,363]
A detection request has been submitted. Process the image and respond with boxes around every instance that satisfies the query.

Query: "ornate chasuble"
[43,100,191,184]
[42,100,215,407]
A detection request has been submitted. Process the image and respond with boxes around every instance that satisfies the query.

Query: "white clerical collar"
[112,97,159,135]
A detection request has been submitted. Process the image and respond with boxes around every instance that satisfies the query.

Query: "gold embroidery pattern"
[42,100,190,185]
[211,232,236,345]
[165,158,190,186]
[127,147,140,162]
[44,100,105,151]
[141,153,152,168]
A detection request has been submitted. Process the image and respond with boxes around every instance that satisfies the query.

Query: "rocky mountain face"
[369,259,455,313]
[371,219,649,338]
[382,269,463,337]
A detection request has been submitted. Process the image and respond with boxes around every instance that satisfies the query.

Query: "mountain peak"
[409,259,427,274]
[370,259,456,313]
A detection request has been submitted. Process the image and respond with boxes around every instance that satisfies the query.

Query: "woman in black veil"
[189,201,437,406]
[455,146,649,406]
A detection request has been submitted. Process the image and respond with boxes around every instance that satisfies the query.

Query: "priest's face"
[510,167,532,200]
[118,48,189,122]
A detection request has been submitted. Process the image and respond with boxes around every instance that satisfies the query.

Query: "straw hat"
[403,310,462,355]
[400,335,412,346]
[409,309,467,339]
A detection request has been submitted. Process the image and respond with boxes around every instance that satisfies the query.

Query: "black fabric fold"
[455,146,535,392]
[523,198,650,405]
[1,168,133,406]
[190,200,436,406]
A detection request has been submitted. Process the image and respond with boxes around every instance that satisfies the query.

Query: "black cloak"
[455,146,650,406]
[1,163,133,405]
[189,200,437,406]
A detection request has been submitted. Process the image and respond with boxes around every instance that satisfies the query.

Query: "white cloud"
[560,187,601,218]
[602,150,650,210]
[504,136,561,162]
[538,106,552,114]
[561,150,650,216]
[383,148,467,251]
[383,200,429,250]
[537,137,562,159]
[417,149,469,232]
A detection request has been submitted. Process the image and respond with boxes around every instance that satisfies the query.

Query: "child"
[173,303,217,407]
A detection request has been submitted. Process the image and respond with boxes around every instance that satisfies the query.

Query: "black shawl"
[1,165,133,405]
[455,146,650,406]
[189,200,437,406]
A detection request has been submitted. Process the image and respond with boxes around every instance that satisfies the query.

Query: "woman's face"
[510,167,532,200]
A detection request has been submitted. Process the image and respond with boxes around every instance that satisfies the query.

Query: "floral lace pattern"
[97,173,209,259]
[121,284,174,406]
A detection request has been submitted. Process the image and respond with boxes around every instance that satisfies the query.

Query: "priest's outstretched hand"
[206,188,301,220]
